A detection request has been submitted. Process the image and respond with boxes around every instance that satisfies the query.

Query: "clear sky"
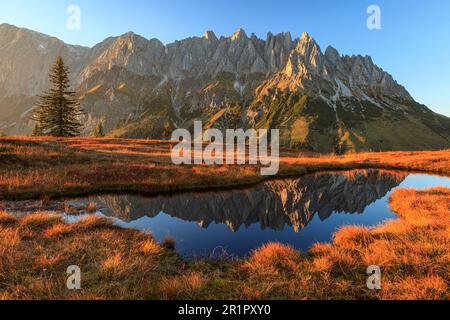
[0,0,449,116]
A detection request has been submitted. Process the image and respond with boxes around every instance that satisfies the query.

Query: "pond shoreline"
[1,187,448,299]
[2,165,450,202]
[6,170,450,259]
[5,167,449,210]
[1,138,450,201]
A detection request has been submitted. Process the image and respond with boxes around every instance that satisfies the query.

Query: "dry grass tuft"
[86,202,98,213]
[75,215,113,231]
[101,253,124,273]
[243,242,301,277]
[312,255,333,272]
[334,226,374,249]
[159,272,206,300]
[44,223,73,238]
[383,275,448,300]
[19,212,61,230]
[141,240,163,256]
[0,211,17,225]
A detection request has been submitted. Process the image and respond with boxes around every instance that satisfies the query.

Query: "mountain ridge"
[0,23,449,153]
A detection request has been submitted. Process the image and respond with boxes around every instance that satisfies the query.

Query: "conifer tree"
[32,56,83,137]
[94,121,105,137]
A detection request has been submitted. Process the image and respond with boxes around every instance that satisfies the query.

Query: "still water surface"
[65,170,450,258]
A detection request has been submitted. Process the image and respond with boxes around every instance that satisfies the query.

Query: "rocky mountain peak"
[0,22,18,35]
[296,32,321,55]
[300,31,312,41]
[324,46,340,65]
[281,32,324,80]
[231,28,248,41]
[203,30,218,42]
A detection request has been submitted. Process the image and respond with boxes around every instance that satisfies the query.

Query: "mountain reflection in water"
[66,169,415,257]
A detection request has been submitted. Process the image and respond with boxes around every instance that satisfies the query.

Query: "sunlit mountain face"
[1,23,449,152]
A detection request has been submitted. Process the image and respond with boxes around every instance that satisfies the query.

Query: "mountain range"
[1,23,449,152]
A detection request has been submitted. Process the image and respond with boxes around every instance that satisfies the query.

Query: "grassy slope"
[1,187,448,300]
[1,137,450,200]
[361,116,450,151]
[247,93,450,153]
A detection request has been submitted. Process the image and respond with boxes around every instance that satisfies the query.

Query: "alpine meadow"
[0,0,449,308]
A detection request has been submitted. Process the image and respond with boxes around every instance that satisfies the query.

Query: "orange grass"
[233,187,450,300]
[0,188,448,300]
[0,212,183,300]
[1,137,450,200]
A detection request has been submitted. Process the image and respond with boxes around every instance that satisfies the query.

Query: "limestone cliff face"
[0,24,88,96]
[1,23,449,152]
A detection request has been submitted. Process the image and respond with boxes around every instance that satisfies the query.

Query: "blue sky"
[0,0,449,116]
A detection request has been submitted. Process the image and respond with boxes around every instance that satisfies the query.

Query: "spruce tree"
[32,56,83,137]
[94,121,105,137]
